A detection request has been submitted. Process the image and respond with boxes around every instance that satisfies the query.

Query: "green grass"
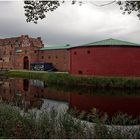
[0,103,92,139]
[69,108,140,125]
[4,70,140,90]
[1,103,140,139]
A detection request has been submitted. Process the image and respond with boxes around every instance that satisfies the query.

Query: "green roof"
[81,38,140,47]
[40,44,71,51]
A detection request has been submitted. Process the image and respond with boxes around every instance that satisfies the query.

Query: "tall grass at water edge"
[4,70,140,90]
[1,103,140,139]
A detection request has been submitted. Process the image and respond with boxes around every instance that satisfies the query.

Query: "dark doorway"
[23,56,29,69]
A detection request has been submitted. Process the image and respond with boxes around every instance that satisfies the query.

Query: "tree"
[24,1,140,24]
[24,1,60,24]
[117,1,140,19]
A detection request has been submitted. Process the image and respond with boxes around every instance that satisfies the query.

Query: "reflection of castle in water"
[0,78,42,110]
[0,78,69,111]
[69,93,140,117]
[0,78,140,117]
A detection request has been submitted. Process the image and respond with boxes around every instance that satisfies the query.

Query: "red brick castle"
[1,35,140,77]
[0,35,43,70]
[0,35,70,72]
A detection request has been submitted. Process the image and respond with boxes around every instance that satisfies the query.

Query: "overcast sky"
[0,1,140,46]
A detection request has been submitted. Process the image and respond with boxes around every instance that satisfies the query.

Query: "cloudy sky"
[0,1,140,46]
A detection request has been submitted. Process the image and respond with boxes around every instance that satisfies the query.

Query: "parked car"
[30,62,57,71]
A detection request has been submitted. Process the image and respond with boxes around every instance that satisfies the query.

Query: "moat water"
[0,77,140,119]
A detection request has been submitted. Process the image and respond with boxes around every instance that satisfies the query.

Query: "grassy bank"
[0,103,140,139]
[4,70,140,90]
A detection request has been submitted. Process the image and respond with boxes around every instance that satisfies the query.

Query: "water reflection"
[23,79,29,91]
[69,93,140,117]
[0,78,140,118]
[0,78,68,112]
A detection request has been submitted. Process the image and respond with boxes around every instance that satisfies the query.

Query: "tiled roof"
[81,38,140,47]
[40,44,71,51]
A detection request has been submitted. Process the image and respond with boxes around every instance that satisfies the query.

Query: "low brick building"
[39,44,70,72]
[69,38,140,76]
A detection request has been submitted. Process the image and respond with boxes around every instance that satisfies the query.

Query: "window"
[42,56,44,59]
[78,70,83,74]
[48,56,51,59]
[74,51,77,55]
[34,50,37,53]
[56,56,58,59]
[87,50,90,54]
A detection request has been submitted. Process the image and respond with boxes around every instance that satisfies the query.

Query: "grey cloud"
[0,1,140,46]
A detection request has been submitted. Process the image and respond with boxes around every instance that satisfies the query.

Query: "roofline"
[40,48,70,51]
[0,37,20,40]
[68,45,140,50]
[68,38,140,49]
[40,44,71,51]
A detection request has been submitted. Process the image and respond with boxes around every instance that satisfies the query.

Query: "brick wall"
[0,35,43,69]
[39,49,70,72]
[70,46,140,76]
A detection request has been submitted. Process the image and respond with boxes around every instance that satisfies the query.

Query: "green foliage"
[5,70,140,91]
[0,103,37,138]
[24,1,60,24]
[117,1,140,19]
[24,1,140,24]
[0,103,90,138]
[70,108,140,126]
[24,0,82,24]
[0,103,140,139]
[1,103,140,138]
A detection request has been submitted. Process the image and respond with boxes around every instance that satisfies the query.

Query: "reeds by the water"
[1,103,140,139]
[5,70,140,90]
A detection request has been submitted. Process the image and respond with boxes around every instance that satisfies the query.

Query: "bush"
[1,103,140,138]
